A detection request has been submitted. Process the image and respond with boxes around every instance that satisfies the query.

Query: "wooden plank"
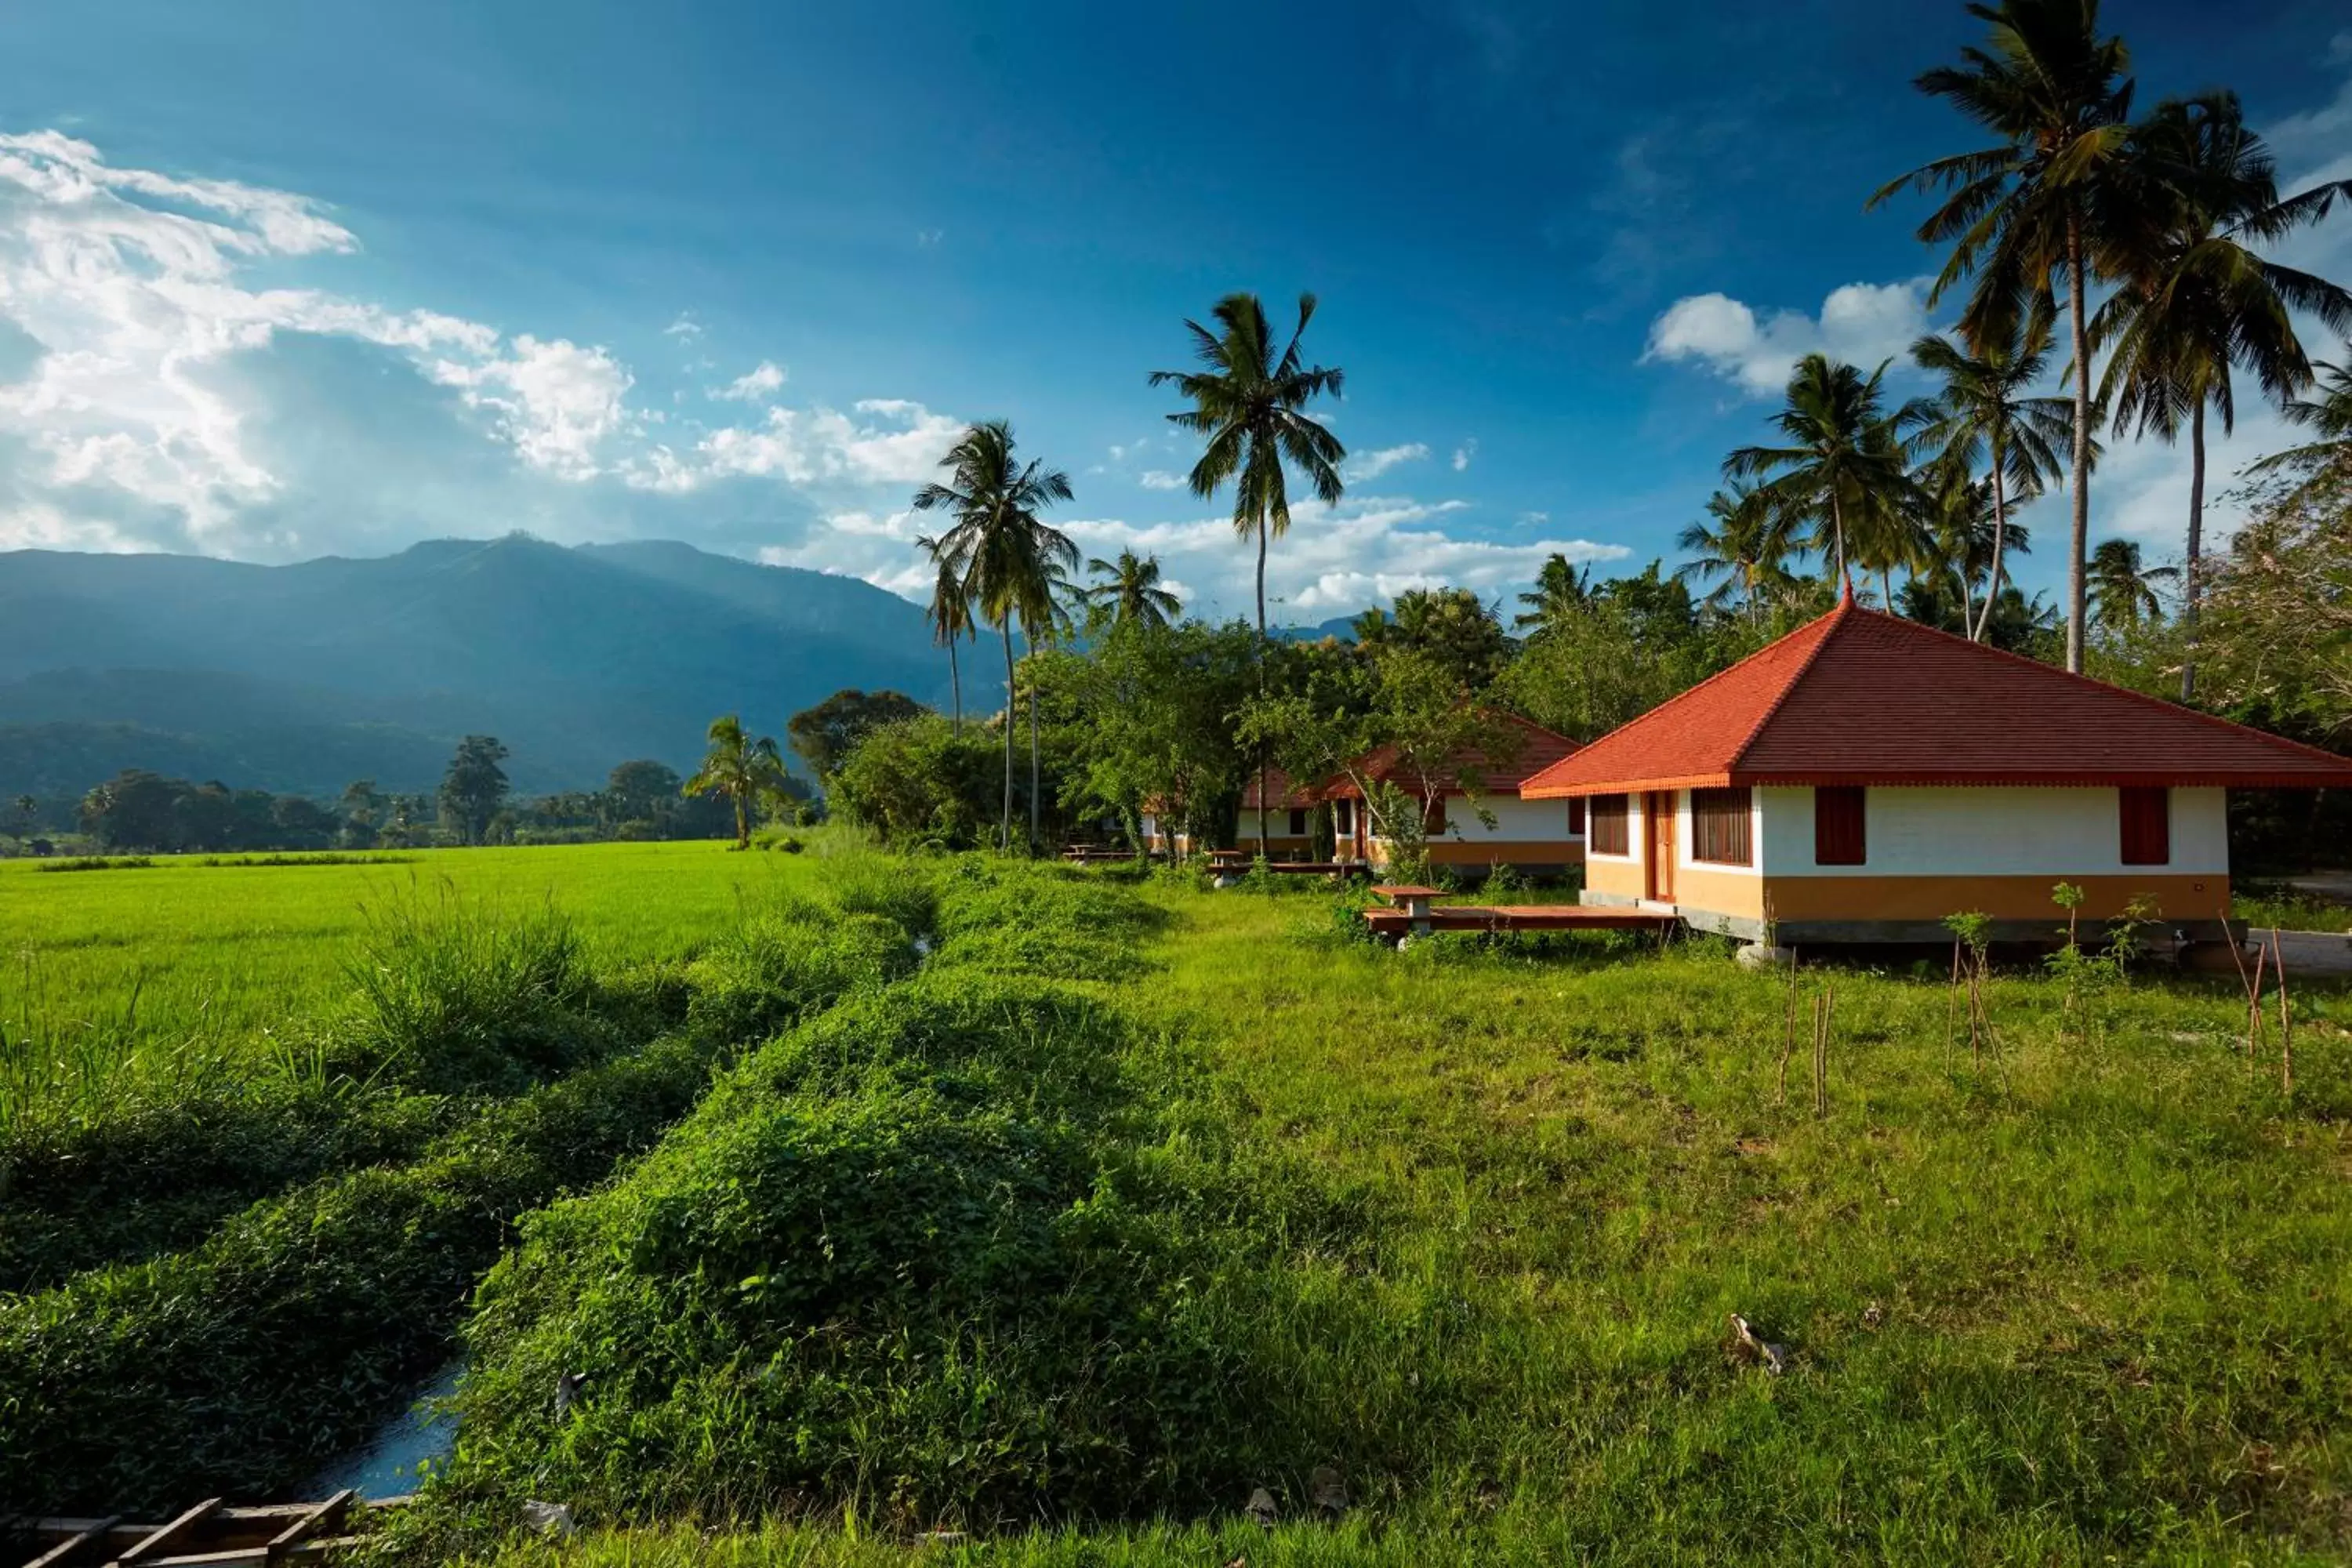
[22,1515,120,1568]
[112,1500,221,1566]
[262,1494,348,1563]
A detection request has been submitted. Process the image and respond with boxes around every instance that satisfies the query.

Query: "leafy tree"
[829,713,1003,848]
[1356,587,1515,691]
[1914,463,2034,637]
[912,420,1077,852]
[1726,354,1929,604]
[1874,0,2138,673]
[79,770,183,851]
[2195,457,2352,741]
[916,532,977,736]
[2263,348,2352,472]
[684,714,795,850]
[606,760,684,826]
[1083,550,1182,631]
[1514,554,1595,640]
[2093,92,2352,698]
[1910,326,2074,639]
[1675,481,1803,620]
[10,794,34,844]
[2087,539,2177,635]
[437,735,511,847]
[787,689,929,786]
[1063,618,1261,857]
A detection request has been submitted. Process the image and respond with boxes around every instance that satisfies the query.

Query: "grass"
[0,839,845,1124]
[2235,878,2352,935]
[6,848,2350,1562]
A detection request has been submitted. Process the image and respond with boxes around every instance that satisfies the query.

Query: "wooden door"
[1645,790,1676,902]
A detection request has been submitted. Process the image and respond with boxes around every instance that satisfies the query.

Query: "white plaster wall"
[1757,785,2229,877]
[1432,792,1583,843]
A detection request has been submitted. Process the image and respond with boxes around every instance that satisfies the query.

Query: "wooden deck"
[5,1494,403,1568]
[1359,902,1679,938]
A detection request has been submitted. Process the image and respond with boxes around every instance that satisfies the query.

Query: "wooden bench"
[1359,893,1679,943]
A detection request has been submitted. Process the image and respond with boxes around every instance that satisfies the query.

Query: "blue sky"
[0,0,2347,621]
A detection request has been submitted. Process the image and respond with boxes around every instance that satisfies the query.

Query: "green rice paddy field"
[4,843,2350,1565]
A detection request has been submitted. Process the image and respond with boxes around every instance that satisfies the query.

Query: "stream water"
[313,1363,463,1497]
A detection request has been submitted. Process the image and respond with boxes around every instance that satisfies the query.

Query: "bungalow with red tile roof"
[1321,710,1588,877]
[1238,766,1323,859]
[1519,594,2352,947]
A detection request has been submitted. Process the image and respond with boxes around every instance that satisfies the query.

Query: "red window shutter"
[1814,786,1866,866]
[1691,786,1753,866]
[1424,797,1447,834]
[1568,798,1586,836]
[1288,808,1307,836]
[2120,787,2170,866]
[1588,794,1628,855]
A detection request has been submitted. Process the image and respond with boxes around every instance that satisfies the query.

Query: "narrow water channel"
[312,1363,463,1497]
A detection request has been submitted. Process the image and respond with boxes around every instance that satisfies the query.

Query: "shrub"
[437,975,1307,1532]
[0,903,913,1515]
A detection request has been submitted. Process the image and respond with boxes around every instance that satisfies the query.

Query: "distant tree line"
[21,733,818,855]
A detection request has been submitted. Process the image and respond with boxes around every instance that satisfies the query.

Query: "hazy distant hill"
[0,535,951,797]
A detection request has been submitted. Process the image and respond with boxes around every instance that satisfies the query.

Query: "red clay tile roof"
[1521,597,2352,796]
[1321,710,1583,800]
[1239,765,1319,811]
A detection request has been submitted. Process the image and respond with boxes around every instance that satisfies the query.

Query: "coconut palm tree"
[1084,549,1182,630]
[1150,291,1345,848]
[1675,481,1803,620]
[1725,354,1929,606]
[2086,538,2178,635]
[2093,93,2352,698]
[683,714,794,850]
[916,533,975,737]
[1916,462,2037,637]
[2274,349,2352,459]
[1514,554,1595,639]
[1150,292,1346,643]
[912,420,1076,853]
[1873,0,2137,673]
[1910,327,2075,641]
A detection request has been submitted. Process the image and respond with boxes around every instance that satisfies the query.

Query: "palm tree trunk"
[2064,213,2092,676]
[948,635,962,739]
[1254,513,1269,855]
[2181,397,2205,702]
[1880,567,1894,612]
[733,789,748,851]
[1000,621,1015,852]
[1829,492,1848,588]
[1026,622,1040,855]
[1973,452,2009,643]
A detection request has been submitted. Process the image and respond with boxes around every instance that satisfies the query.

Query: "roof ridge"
[1721,597,1853,770]
[1844,603,2352,768]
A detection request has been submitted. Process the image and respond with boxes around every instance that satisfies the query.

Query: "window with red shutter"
[1288,808,1307,836]
[1813,786,1867,865]
[1588,794,1628,855]
[1568,797,1586,837]
[1691,787,1753,866]
[2120,786,2170,866]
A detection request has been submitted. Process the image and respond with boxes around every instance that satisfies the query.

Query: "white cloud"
[429,336,631,480]
[687,398,964,488]
[1643,281,1933,394]
[1138,469,1184,490]
[0,129,981,557]
[1343,441,1428,481]
[712,359,786,401]
[1451,438,1478,472]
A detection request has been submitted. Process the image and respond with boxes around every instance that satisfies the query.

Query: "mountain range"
[0,536,956,797]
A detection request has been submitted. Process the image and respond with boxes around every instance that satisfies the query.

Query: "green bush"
[330,898,620,1094]
[927,861,1160,982]
[0,905,913,1515]
[437,974,1321,1533]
